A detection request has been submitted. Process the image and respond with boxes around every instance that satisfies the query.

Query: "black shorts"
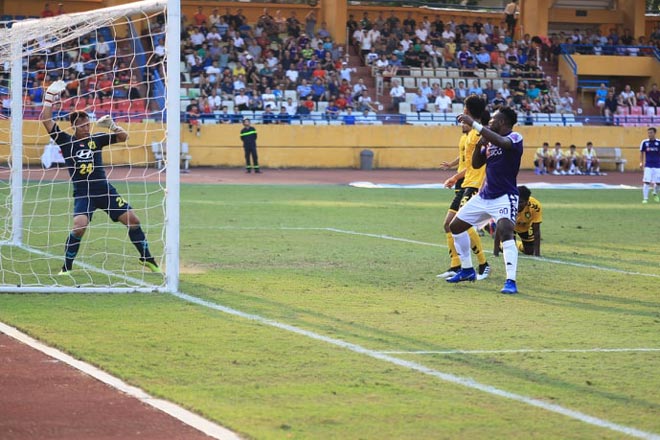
[459,186,479,209]
[449,178,465,212]
[73,185,132,222]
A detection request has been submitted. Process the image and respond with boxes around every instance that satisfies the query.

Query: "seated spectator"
[475,46,492,68]
[325,100,340,119]
[618,85,636,111]
[283,97,297,116]
[276,106,291,124]
[235,89,250,111]
[558,91,575,114]
[297,79,312,99]
[343,106,356,125]
[262,106,276,124]
[419,80,433,100]
[539,93,556,114]
[356,90,376,112]
[526,83,540,101]
[262,87,277,110]
[454,80,468,103]
[217,105,236,124]
[636,86,648,109]
[468,79,483,97]
[594,83,608,111]
[411,89,429,112]
[335,93,349,110]
[300,95,315,113]
[649,83,660,112]
[434,89,452,113]
[603,90,618,123]
[311,78,327,102]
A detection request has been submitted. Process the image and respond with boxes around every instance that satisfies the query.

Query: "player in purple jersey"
[40,80,161,275]
[640,127,660,204]
[446,107,523,294]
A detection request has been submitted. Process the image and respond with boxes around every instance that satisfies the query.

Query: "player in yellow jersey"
[493,186,542,256]
[534,142,550,175]
[438,94,490,280]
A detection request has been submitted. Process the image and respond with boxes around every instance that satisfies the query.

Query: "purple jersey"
[479,131,523,199]
[640,138,660,168]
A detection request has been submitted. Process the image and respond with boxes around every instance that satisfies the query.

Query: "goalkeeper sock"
[63,233,82,271]
[467,227,486,265]
[128,226,152,260]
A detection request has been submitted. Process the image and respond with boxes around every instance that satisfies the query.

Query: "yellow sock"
[467,227,487,265]
[446,232,460,268]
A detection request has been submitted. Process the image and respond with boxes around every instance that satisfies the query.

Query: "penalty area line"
[379,348,660,355]
[0,321,240,440]
[169,290,660,440]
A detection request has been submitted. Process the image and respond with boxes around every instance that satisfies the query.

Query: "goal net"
[0,0,180,293]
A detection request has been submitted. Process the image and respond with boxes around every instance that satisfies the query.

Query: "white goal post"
[1,0,180,293]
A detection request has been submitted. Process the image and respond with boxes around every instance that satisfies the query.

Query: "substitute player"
[640,127,660,203]
[40,80,161,275]
[448,107,523,294]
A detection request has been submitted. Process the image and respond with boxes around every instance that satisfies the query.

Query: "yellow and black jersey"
[463,129,486,189]
[515,196,542,235]
[457,133,468,174]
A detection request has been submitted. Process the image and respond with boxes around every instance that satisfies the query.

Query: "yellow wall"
[573,54,658,77]
[1,121,646,172]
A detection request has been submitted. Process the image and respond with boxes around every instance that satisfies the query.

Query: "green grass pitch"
[1,184,659,439]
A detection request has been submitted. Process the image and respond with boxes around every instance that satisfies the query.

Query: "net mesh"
[0,1,169,291]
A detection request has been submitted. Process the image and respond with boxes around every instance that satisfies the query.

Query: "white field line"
[169,291,660,440]
[0,321,241,440]
[185,226,660,279]
[379,348,660,355]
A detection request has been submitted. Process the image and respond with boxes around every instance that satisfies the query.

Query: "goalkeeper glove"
[44,80,67,108]
[96,115,118,131]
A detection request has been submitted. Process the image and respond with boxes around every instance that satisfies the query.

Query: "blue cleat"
[446,268,476,283]
[500,279,518,294]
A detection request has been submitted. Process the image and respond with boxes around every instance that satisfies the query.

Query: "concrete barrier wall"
[1,121,647,171]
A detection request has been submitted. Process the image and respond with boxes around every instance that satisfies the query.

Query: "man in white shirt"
[206,27,222,43]
[190,28,205,48]
[95,36,111,58]
[261,87,277,110]
[285,68,299,85]
[434,89,452,113]
[389,78,405,112]
[283,97,298,116]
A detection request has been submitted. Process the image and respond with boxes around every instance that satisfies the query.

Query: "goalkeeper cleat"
[476,262,491,281]
[500,279,518,294]
[57,266,72,276]
[140,258,162,274]
[446,268,476,283]
[437,266,460,279]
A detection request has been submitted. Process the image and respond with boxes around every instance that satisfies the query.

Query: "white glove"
[44,80,67,107]
[96,115,118,131]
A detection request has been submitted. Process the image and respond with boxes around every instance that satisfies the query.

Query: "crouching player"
[492,186,542,257]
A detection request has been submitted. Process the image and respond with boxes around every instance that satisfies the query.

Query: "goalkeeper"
[40,80,161,275]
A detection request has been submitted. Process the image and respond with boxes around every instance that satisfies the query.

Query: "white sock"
[452,231,473,269]
[502,239,518,281]
[643,183,650,200]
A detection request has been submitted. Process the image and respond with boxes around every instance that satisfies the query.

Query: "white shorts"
[456,193,519,227]
[643,167,660,183]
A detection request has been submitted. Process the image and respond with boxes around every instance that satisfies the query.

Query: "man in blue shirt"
[447,107,523,294]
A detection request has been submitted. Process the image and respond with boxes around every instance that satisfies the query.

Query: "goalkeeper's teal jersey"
[49,123,117,195]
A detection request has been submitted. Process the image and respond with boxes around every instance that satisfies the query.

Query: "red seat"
[630,106,642,116]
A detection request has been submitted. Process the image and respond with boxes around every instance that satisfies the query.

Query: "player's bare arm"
[440,156,460,170]
[531,222,541,257]
[471,136,488,169]
[457,113,513,150]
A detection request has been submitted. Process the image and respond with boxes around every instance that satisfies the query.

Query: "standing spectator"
[389,79,405,112]
[594,83,608,112]
[193,7,207,27]
[603,90,618,123]
[640,127,660,203]
[56,3,65,15]
[504,0,519,35]
[305,10,317,37]
[41,2,54,17]
[240,119,260,173]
